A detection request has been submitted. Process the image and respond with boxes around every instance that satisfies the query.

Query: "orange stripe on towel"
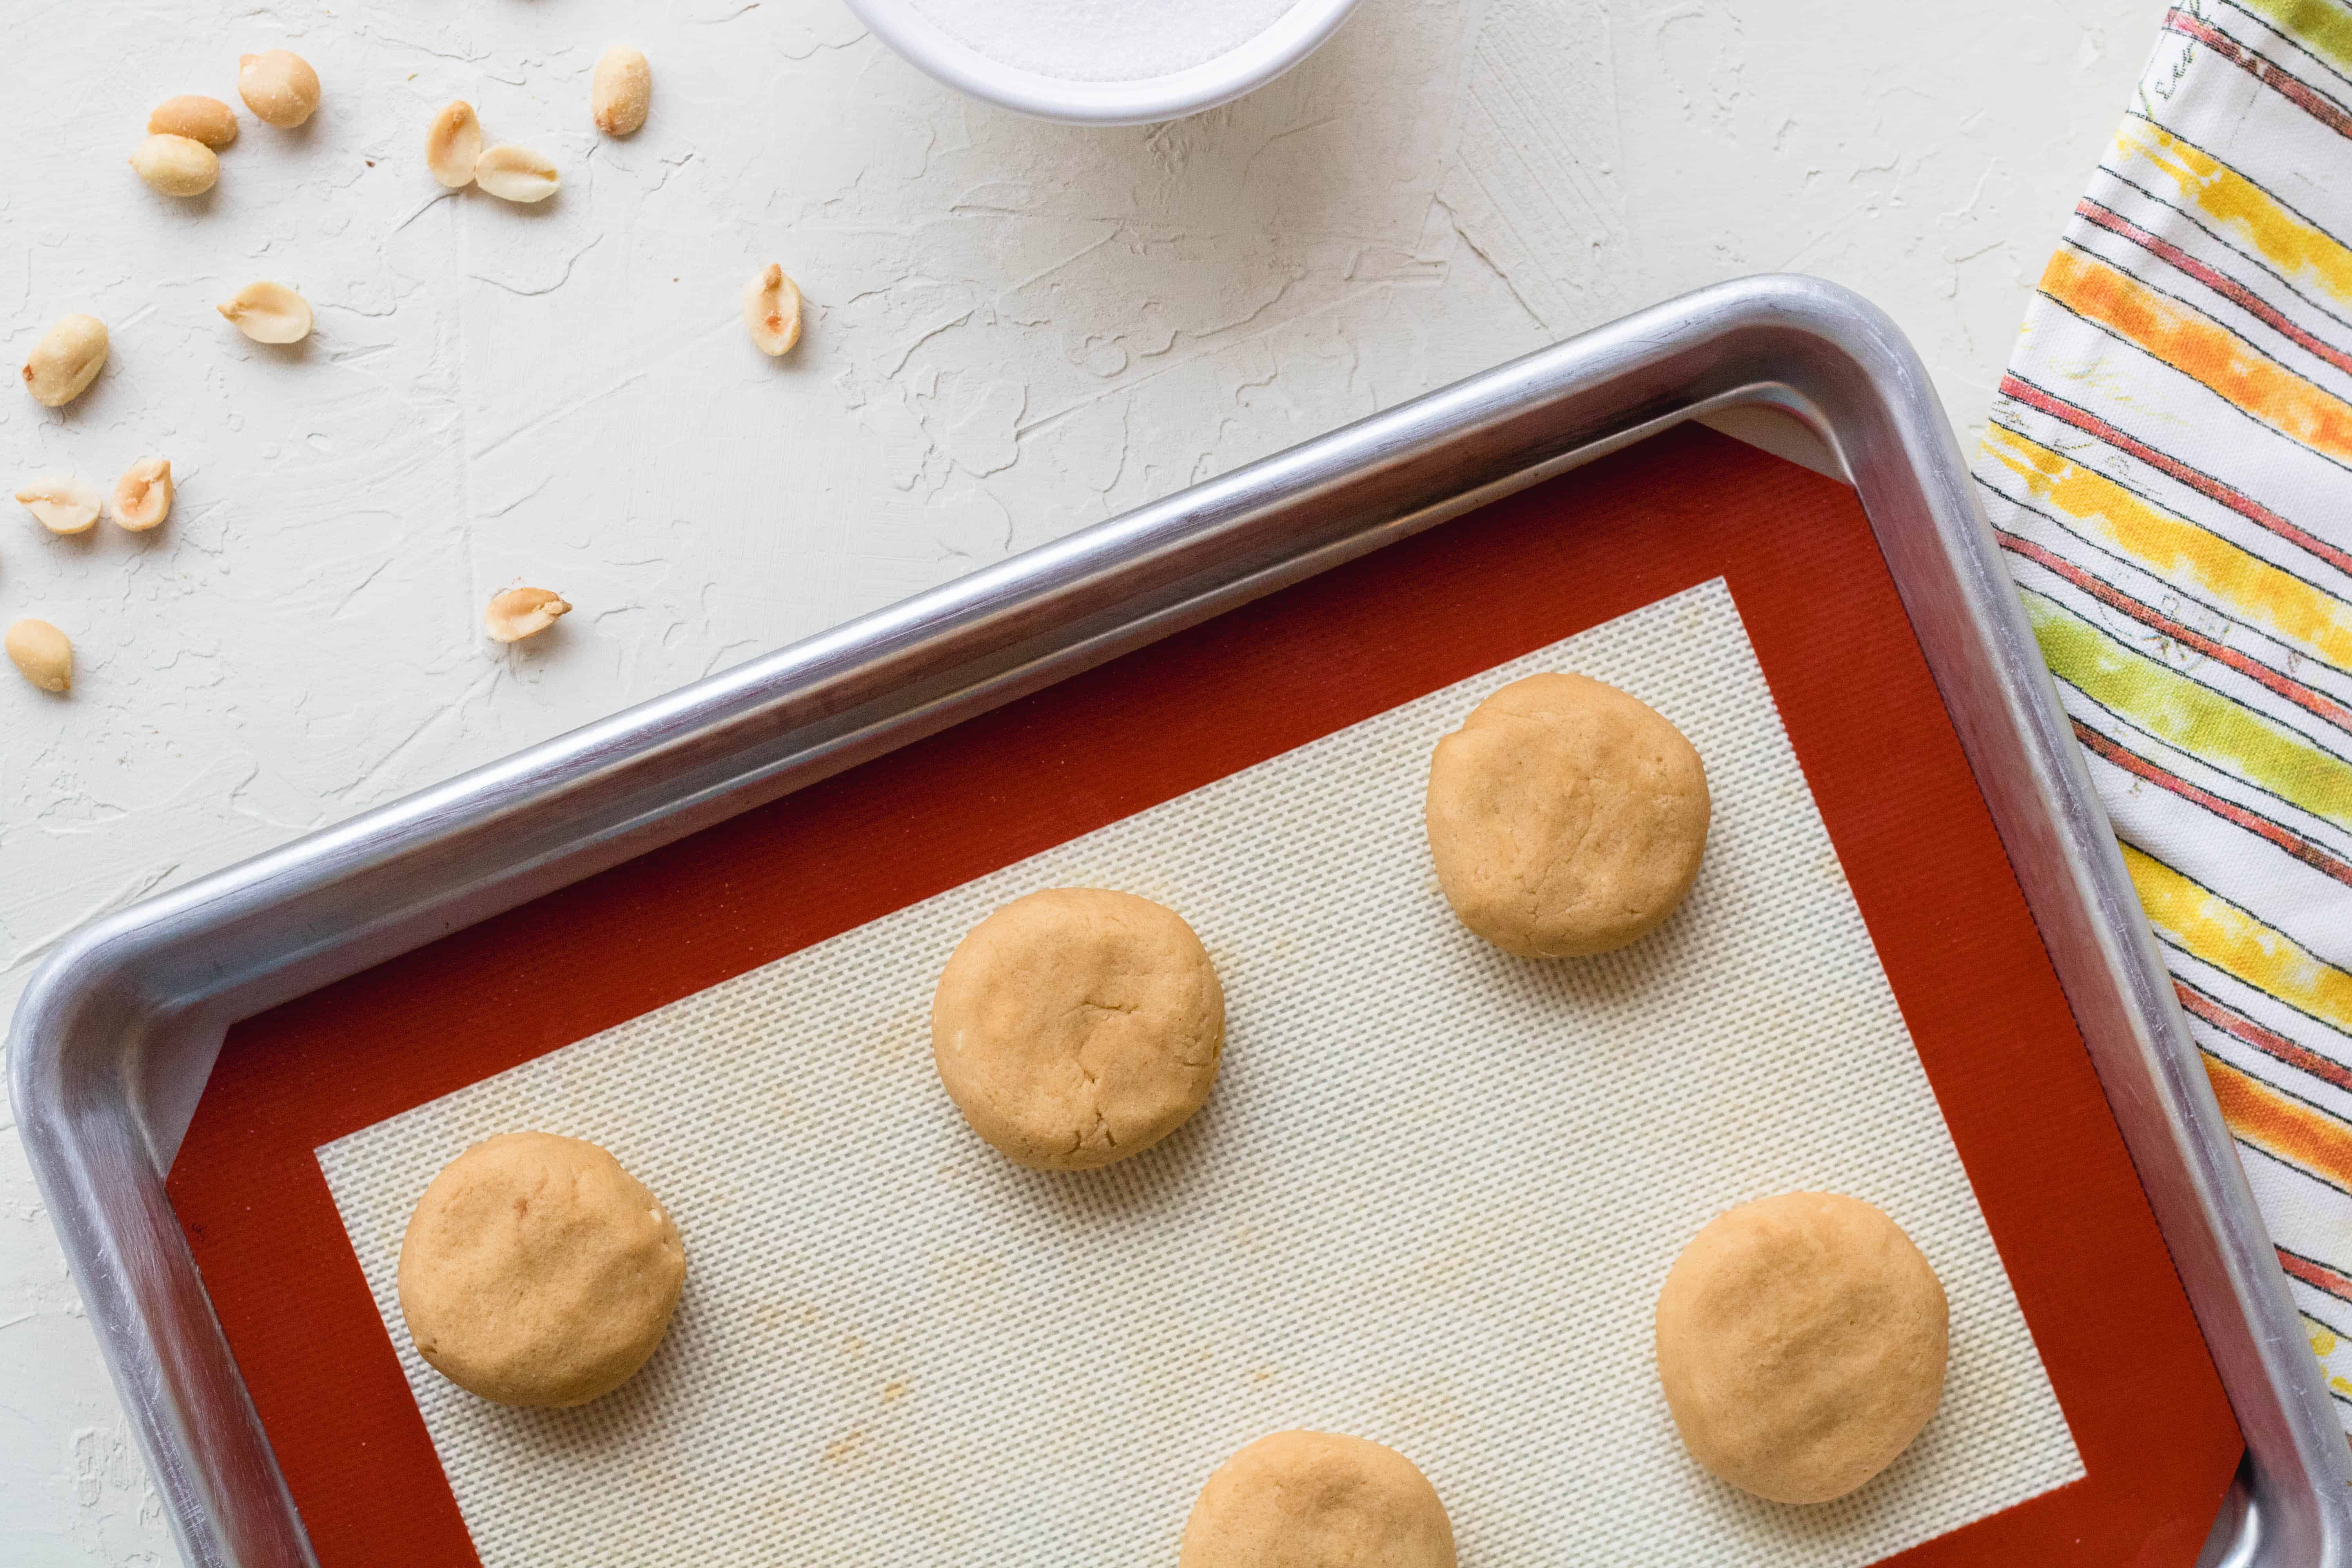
[2041,247,2352,467]
[2205,1052,2352,1194]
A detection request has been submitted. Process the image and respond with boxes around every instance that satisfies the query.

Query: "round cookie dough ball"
[931,887,1223,1171]
[397,1131,687,1408]
[1655,1192,1947,1503]
[1180,1430,1456,1568]
[1424,673,1709,957]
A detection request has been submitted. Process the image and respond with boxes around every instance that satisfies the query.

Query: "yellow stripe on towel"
[2112,118,2352,308]
[2126,843,2352,1036]
[1987,424,2352,671]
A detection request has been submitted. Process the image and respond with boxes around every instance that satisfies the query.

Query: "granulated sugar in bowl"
[842,0,1361,123]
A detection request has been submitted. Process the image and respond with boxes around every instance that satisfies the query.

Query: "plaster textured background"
[0,0,2157,1560]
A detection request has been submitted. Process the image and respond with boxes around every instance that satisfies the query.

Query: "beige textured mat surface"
[318,579,2080,1565]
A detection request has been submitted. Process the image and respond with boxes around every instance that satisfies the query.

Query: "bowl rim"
[839,0,1364,125]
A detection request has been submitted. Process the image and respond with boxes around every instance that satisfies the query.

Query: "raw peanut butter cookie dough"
[398,1131,687,1408]
[1655,1191,1949,1504]
[931,887,1223,1171]
[1181,1430,1457,1568]
[1425,672,1710,956]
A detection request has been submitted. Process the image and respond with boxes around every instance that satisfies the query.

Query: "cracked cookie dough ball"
[1655,1192,1948,1504]
[931,887,1223,1171]
[1180,1430,1457,1568]
[1425,672,1709,957]
[398,1132,687,1408]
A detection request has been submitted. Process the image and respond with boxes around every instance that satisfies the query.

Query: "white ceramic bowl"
[841,0,1362,126]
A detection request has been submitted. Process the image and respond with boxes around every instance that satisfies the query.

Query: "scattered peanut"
[112,457,173,532]
[148,94,239,148]
[474,144,559,203]
[22,314,108,407]
[426,100,482,189]
[15,475,102,534]
[218,281,313,344]
[5,620,72,693]
[485,587,571,642]
[743,265,803,356]
[238,49,320,128]
[131,133,220,197]
[592,46,652,136]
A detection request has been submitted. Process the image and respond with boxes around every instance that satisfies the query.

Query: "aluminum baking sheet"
[13,275,2348,1568]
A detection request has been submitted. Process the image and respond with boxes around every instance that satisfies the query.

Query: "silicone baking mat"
[166,426,2241,1566]
[318,577,2076,1566]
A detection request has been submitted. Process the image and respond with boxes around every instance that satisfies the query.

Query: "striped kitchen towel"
[1976,0,2352,1428]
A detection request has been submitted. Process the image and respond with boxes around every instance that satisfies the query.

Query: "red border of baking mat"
[168,424,2241,1566]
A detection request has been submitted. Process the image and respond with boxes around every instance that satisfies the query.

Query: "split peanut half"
[15,475,103,534]
[239,49,320,127]
[485,587,571,642]
[6,620,72,693]
[131,133,220,197]
[475,145,559,203]
[744,265,802,356]
[426,101,482,188]
[218,281,313,344]
[592,46,652,136]
[149,95,239,148]
[22,314,108,407]
[112,458,173,532]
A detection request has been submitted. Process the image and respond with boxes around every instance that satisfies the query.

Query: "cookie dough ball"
[397,1132,687,1408]
[1180,1430,1456,1568]
[1655,1192,1947,1503]
[1425,673,1709,957]
[931,888,1223,1171]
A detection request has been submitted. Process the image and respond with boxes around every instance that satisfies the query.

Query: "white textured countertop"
[0,0,2153,1559]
